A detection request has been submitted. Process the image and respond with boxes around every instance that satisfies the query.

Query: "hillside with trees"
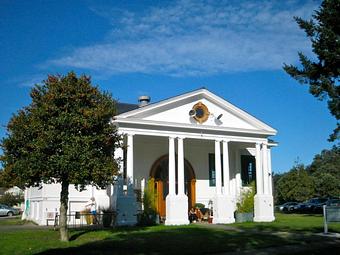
[275,146,340,204]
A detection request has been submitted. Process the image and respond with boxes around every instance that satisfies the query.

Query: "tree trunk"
[59,180,69,241]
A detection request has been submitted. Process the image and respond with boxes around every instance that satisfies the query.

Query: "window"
[208,153,224,187]
[241,155,256,186]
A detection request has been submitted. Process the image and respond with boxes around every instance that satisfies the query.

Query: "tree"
[0,193,24,207]
[308,145,340,197]
[276,164,314,203]
[275,146,340,203]
[308,145,340,179]
[283,0,340,141]
[312,172,339,197]
[0,72,120,241]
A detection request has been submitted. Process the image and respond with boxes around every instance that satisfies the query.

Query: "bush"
[236,181,255,213]
[0,193,24,207]
[194,203,205,209]
[138,179,158,226]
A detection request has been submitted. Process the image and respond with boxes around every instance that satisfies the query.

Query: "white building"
[23,88,277,225]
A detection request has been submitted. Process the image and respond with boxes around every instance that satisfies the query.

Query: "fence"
[53,212,116,229]
[323,205,340,234]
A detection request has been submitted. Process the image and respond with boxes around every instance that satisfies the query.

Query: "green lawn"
[232,213,340,233]
[0,213,339,255]
[0,216,31,226]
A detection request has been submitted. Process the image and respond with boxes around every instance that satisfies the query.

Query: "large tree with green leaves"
[276,164,315,203]
[308,145,340,197]
[283,0,340,141]
[275,146,340,203]
[0,72,120,241]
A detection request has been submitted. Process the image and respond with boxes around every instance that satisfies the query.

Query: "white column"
[215,140,222,195]
[235,149,241,196]
[166,136,189,225]
[114,146,124,174]
[141,178,145,210]
[268,148,273,195]
[177,137,185,195]
[126,134,134,186]
[116,135,138,226]
[213,139,235,224]
[222,140,230,195]
[254,142,275,222]
[262,142,269,195]
[255,142,263,195]
[168,136,176,196]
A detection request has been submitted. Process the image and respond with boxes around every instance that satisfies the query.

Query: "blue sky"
[0,0,336,173]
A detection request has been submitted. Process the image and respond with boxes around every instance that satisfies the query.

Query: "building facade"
[23,88,277,225]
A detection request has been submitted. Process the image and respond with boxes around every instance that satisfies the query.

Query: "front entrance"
[149,155,196,218]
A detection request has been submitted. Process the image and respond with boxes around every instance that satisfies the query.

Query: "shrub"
[194,203,205,209]
[236,181,255,213]
[138,179,158,226]
[0,193,24,207]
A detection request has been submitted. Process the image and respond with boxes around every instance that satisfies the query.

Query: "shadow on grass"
[233,213,340,234]
[68,226,148,241]
[34,225,316,255]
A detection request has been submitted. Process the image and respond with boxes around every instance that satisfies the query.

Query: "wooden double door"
[150,155,196,218]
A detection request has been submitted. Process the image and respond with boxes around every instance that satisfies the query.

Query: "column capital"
[126,133,135,137]
[214,138,222,143]
[177,136,186,140]
[262,141,268,146]
[222,139,230,144]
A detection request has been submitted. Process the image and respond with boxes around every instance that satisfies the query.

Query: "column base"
[212,195,235,224]
[253,194,275,222]
[115,179,138,226]
[165,194,189,225]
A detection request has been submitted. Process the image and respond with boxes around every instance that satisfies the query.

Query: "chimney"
[138,95,151,107]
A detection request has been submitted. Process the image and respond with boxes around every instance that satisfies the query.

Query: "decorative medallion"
[190,102,210,124]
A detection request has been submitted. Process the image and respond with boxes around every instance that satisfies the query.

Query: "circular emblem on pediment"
[190,102,210,124]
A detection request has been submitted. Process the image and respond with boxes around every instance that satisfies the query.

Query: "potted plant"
[235,181,255,222]
[102,208,116,227]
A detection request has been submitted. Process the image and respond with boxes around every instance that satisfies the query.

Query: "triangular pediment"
[116,89,276,135]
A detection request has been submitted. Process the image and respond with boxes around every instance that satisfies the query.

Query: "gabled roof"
[116,103,139,115]
[115,88,277,136]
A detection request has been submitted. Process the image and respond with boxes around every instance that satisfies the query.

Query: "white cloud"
[7,74,46,88]
[49,0,319,76]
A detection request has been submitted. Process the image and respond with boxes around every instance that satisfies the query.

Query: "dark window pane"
[196,107,204,118]
[241,155,256,186]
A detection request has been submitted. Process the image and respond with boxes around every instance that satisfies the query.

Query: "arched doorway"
[149,155,196,218]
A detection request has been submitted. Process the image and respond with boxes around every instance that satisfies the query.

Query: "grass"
[0,213,339,255]
[0,216,30,226]
[232,213,340,233]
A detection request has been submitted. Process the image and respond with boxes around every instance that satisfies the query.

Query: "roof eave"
[114,118,277,136]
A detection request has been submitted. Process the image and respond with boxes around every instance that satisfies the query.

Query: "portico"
[113,88,277,225]
[117,128,276,225]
